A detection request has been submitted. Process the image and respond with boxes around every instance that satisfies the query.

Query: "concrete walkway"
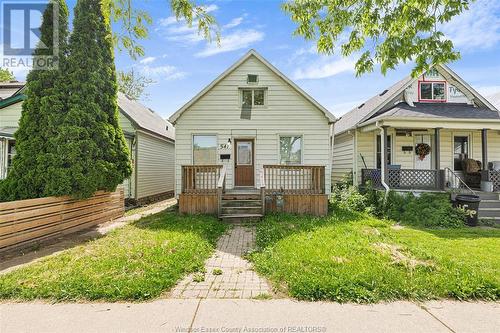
[170,225,271,299]
[1,300,498,333]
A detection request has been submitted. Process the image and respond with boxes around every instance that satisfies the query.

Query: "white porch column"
[382,126,389,185]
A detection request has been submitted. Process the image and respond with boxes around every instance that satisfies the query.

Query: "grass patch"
[249,209,500,303]
[0,212,226,301]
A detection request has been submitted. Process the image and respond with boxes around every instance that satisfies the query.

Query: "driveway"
[1,300,498,333]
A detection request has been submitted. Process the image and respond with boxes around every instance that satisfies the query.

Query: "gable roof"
[334,64,499,135]
[117,92,175,141]
[168,49,336,124]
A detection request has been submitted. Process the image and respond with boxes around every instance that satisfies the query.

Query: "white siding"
[136,132,175,199]
[118,112,135,134]
[332,132,354,183]
[174,55,332,196]
[0,102,22,127]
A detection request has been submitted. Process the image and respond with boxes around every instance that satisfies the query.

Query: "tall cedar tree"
[50,0,131,199]
[0,0,69,201]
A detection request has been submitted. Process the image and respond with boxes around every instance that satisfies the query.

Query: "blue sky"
[7,0,500,118]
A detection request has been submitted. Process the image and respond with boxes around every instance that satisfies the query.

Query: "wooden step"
[222,193,261,200]
[221,199,262,208]
[222,206,262,215]
[220,213,263,223]
[478,208,500,218]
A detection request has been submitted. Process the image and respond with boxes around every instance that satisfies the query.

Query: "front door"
[234,139,254,187]
[414,134,432,169]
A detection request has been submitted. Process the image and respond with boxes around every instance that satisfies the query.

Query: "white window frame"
[239,88,267,108]
[278,134,303,165]
[192,134,218,165]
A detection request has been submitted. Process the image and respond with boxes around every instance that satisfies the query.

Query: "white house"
[169,50,336,218]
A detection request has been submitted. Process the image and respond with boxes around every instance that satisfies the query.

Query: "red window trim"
[418,80,447,102]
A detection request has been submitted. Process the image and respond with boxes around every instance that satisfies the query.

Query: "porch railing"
[181,165,222,194]
[483,170,500,192]
[263,165,325,194]
[362,168,443,191]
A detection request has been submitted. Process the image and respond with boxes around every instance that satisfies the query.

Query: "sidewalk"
[1,300,498,333]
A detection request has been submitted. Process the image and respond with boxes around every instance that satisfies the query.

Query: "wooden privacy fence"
[0,188,124,252]
[263,165,325,194]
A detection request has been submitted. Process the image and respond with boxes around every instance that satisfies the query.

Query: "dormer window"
[419,81,446,102]
[241,88,266,107]
[247,74,258,84]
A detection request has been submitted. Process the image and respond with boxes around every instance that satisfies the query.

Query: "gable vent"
[247,74,258,84]
[379,89,388,96]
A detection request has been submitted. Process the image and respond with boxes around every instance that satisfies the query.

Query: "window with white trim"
[193,135,217,165]
[419,82,446,101]
[241,89,266,107]
[280,136,302,165]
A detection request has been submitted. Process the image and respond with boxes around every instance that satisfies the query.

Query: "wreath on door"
[415,143,431,160]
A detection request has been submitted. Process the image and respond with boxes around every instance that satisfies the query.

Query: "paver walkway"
[170,225,271,299]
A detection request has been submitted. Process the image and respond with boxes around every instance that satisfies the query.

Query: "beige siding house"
[169,50,335,218]
[331,65,500,221]
[0,87,175,204]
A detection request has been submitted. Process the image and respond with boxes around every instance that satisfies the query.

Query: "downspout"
[376,122,390,195]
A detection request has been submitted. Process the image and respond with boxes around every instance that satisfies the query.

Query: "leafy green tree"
[0,0,70,201]
[106,0,219,59]
[117,69,156,100]
[282,0,472,76]
[48,0,131,199]
[0,68,14,82]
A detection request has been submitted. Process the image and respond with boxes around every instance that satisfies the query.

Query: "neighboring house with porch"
[332,65,500,221]
[0,86,175,205]
[169,49,335,219]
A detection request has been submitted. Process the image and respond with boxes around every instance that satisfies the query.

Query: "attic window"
[379,89,388,96]
[247,74,258,84]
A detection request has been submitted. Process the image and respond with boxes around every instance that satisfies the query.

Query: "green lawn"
[249,208,500,303]
[0,211,226,301]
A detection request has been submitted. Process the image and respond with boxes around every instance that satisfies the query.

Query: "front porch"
[356,122,500,193]
[178,164,329,218]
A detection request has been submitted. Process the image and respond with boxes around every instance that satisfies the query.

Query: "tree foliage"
[106,0,219,59]
[0,68,15,82]
[50,0,131,199]
[0,0,69,201]
[282,0,472,76]
[117,69,155,100]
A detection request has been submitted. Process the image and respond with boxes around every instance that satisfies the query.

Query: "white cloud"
[442,1,500,50]
[139,56,156,64]
[196,29,264,57]
[138,64,186,81]
[292,58,356,80]
[223,17,244,29]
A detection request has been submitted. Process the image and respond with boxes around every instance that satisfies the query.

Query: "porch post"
[382,126,389,184]
[434,128,441,170]
[482,128,488,169]
[435,128,443,190]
